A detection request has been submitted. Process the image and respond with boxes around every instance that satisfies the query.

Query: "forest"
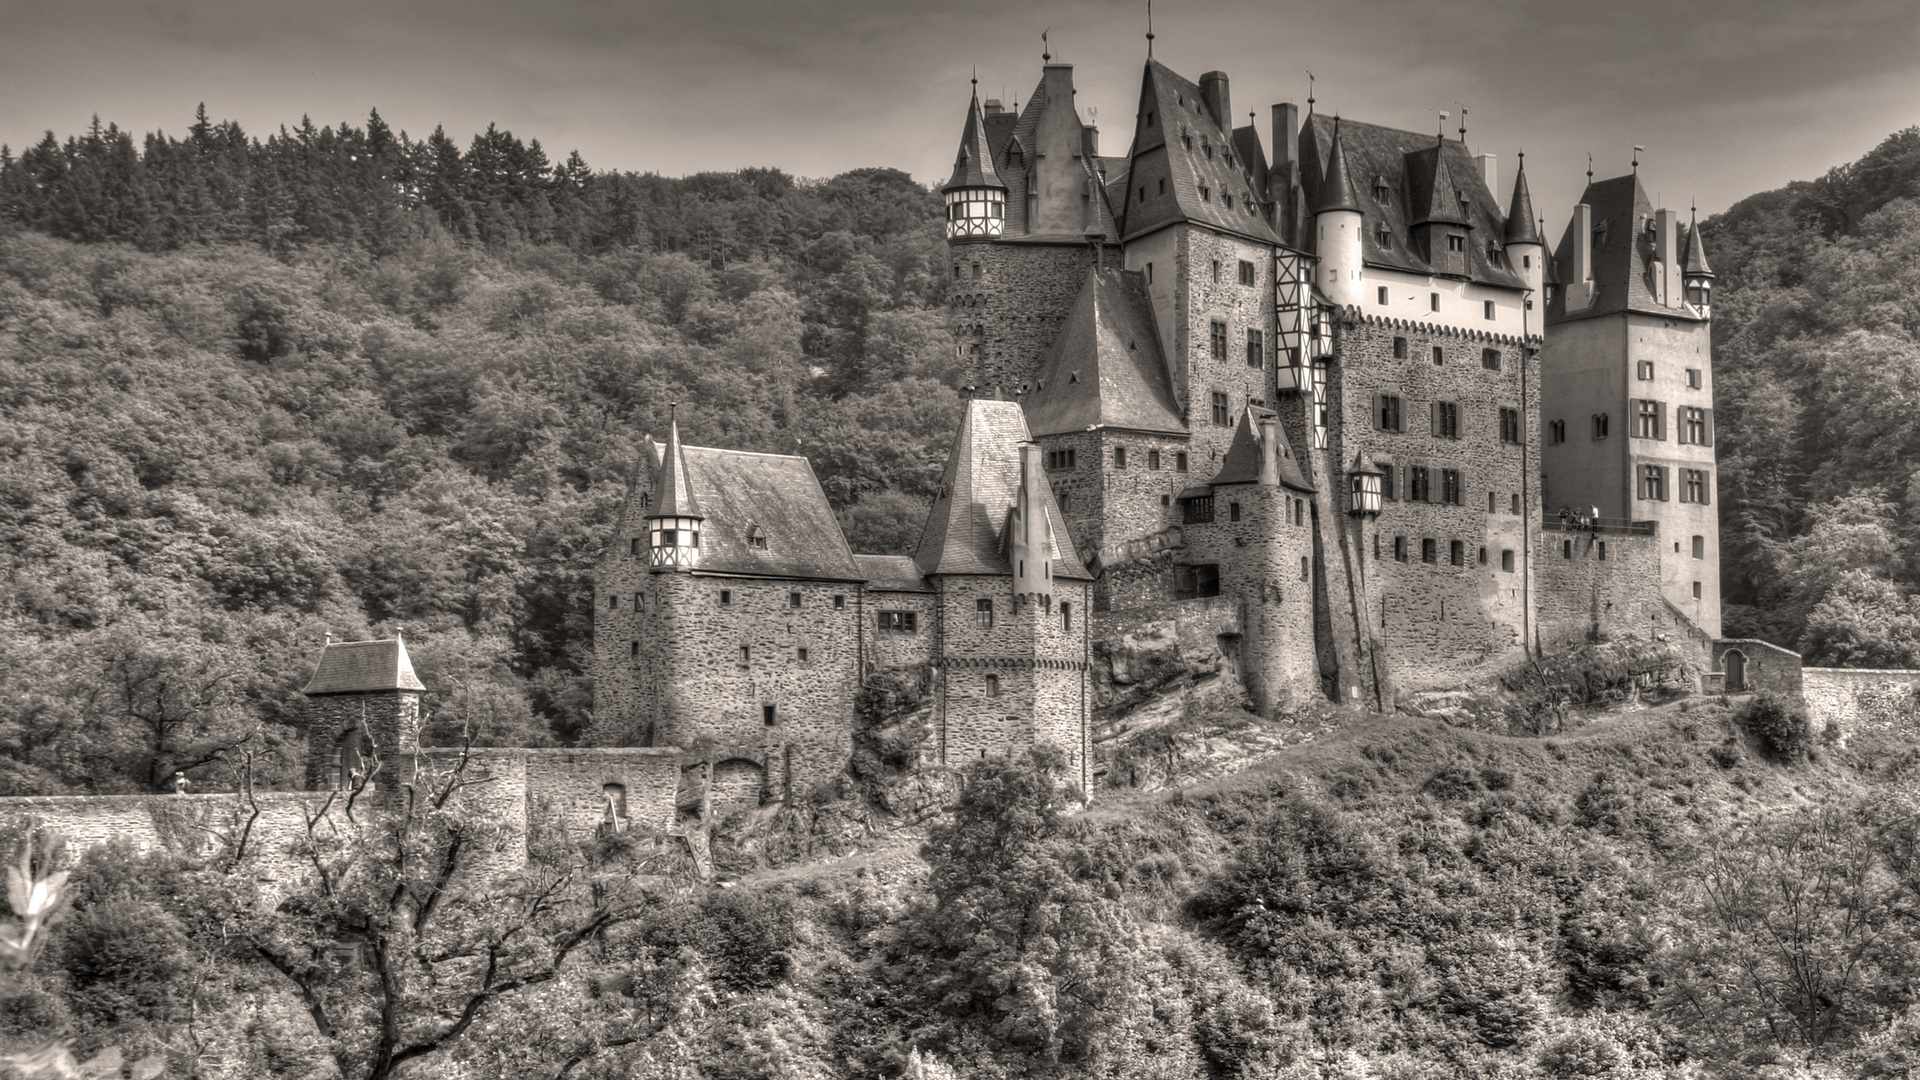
[4,109,1920,1078]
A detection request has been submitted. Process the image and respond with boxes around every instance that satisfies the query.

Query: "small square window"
[1238,260,1256,286]
[720,589,732,606]
[833,594,845,609]
[1393,337,1409,359]
[1483,348,1501,371]
[1686,367,1702,389]
[789,591,802,608]
[1637,360,1655,380]
[1161,494,1171,506]
[797,647,809,662]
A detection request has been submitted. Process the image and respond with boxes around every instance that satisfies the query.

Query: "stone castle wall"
[1184,484,1319,712]
[305,691,419,790]
[953,241,1099,395]
[593,469,660,747]
[933,575,1091,773]
[1801,668,1920,734]
[1534,529,1667,651]
[864,590,936,671]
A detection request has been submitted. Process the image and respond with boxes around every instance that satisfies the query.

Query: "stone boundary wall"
[1802,667,1920,734]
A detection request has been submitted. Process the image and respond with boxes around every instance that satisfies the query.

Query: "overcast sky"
[4,0,1918,230]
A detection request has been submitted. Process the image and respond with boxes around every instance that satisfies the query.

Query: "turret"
[1313,119,1365,309]
[1008,442,1053,609]
[646,409,702,570]
[942,84,1007,241]
[1409,134,1471,276]
[1503,154,1545,302]
[1682,206,1715,316]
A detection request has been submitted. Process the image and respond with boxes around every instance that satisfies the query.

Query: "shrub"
[1735,692,1814,762]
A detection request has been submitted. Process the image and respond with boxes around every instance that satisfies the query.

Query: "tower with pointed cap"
[943,83,1008,241]
[302,631,426,792]
[1542,173,1721,637]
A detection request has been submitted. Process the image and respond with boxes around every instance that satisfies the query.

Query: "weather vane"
[1042,27,1051,63]
[1306,71,1315,114]
[1145,0,1154,58]
[1456,103,1467,143]
[1632,144,1644,174]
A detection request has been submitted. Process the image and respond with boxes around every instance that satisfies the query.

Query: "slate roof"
[1315,122,1361,213]
[1682,210,1714,277]
[1406,139,1471,227]
[1023,266,1185,438]
[1503,158,1542,245]
[1546,174,1707,325]
[303,637,426,696]
[1209,406,1315,493]
[856,554,934,593]
[650,441,864,582]
[913,400,1093,581]
[989,71,1120,239]
[1297,115,1528,290]
[944,88,1006,193]
[652,415,701,518]
[1117,61,1285,245]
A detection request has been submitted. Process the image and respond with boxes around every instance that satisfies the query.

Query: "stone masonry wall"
[523,747,683,839]
[305,692,420,791]
[952,241,1100,396]
[593,465,659,747]
[1534,529,1666,653]
[1185,484,1320,713]
[933,576,1091,783]
[1713,638,1805,697]
[865,590,936,672]
[1801,668,1920,734]
[652,574,860,799]
[1327,314,1540,690]
[1172,227,1282,468]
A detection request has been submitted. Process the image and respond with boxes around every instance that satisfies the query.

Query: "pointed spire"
[1411,132,1469,227]
[1682,203,1715,278]
[942,84,1007,194]
[651,404,701,519]
[1315,117,1361,214]
[1503,152,1541,245]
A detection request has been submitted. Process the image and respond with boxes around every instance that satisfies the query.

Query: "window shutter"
[1700,471,1711,505]
[1372,394,1383,431]
[1657,401,1669,441]
[1703,408,1715,447]
[1452,402,1464,440]
[1430,401,1441,437]
[1661,465,1671,500]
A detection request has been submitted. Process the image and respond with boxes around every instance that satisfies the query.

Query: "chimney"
[1566,203,1595,312]
[1654,207,1679,306]
[1031,64,1084,235]
[1200,71,1232,133]
[1257,415,1282,487]
[1477,154,1497,200]
[1271,102,1299,242]
[1083,121,1099,158]
[1011,443,1054,606]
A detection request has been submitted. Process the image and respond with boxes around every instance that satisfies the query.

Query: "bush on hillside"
[1735,692,1814,762]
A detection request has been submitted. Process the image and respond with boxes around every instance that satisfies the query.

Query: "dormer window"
[1376,226,1391,246]
[747,524,768,550]
[1373,177,1390,201]
[1224,194,1234,209]
[1182,134,1192,150]
[1200,186,1211,202]
[1446,234,1465,252]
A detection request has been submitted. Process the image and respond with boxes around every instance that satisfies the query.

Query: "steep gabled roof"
[648,441,864,581]
[1504,157,1541,245]
[1209,406,1314,492]
[1298,115,1527,290]
[943,87,1006,193]
[1546,174,1706,324]
[1406,138,1472,228]
[913,400,1092,581]
[304,637,426,696]
[1023,266,1184,438]
[854,554,933,593]
[1118,61,1285,245]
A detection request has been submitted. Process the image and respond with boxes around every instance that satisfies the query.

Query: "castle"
[584,52,1735,806]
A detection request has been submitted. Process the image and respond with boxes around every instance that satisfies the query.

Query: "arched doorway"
[1724,649,1747,692]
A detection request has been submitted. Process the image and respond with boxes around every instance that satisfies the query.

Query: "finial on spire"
[1145,0,1154,58]
[1586,152,1593,184]
[971,64,977,88]
[1632,144,1643,174]
[1456,103,1467,144]
[1306,71,1315,114]
[1436,109,1448,140]
[1041,27,1051,63]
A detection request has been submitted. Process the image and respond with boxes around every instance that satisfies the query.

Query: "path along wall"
[1801,668,1920,734]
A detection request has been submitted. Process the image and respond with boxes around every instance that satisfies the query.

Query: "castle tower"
[302,633,425,791]
[1504,157,1546,310]
[1314,120,1365,309]
[942,84,1007,241]
[914,399,1095,792]
[1542,174,1721,636]
[646,412,702,571]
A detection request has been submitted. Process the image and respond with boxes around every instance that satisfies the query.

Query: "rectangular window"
[1422,538,1438,563]
[1210,259,1221,283]
[720,589,732,606]
[833,594,845,609]
[1113,446,1127,469]
[1681,406,1708,445]
[1637,360,1655,380]
[629,640,639,658]
[1377,394,1403,432]
[1483,300,1496,320]
[1061,602,1072,631]
[1511,492,1521,515]
[972,264,983,280]
[740,645,751,662]
[763,704,777,726]
[975,598,994,630]
[1294,498,1305,526]
[629,537,641,556]
[1174,564,1222,599]
[789,591,802,608]
[986,674,1000,697]
[1597,541,1607,561]
[1482,348,1501,370]
[1182,495,1215,524]
[1501,549,1515,572]
[1046,449,1078,470]
[877,610,918,633]
[1500,407,1520,444]
[1441,469,1462,505]
[1394,536,1408,562]
[1432,345,1445,366]
[1378,286,1390,305]
[1145,263,1153,284]
[608,594,618,610]
[1211,392,1231,426]
[1433,400,1460,439]
[1692,535,1705,560]
[1058,493,1071,513]
[1693,581,1703,599]
[1430,292,1441,311]
[1686,367,1702,389]
[1410,466,1431,502]
[1593,413,1610,439]
[1245,328,1264,368]
[1210,321,1228,361]
[797,647,809,662]
[1563,539,1573,559]
[1550,420,1566,444]
[1147,450,1161,470]
[1380,463,1396,501]
[1175,452,1189,472]
[1450,540,1464,566]
[1393,336,1408,359]
[1229,501,1241,522]
[1682,468,1709,504]
[1238,260,1256,285]
[1634,399,1661,438]
[1639,464,1669,501]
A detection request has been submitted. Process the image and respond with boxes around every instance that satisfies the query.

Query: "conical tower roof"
[1409,135,1470,228]
[1682,208,1715,278]
[1315,119,1361,214]
[1503,155,1541,245]
[650,410,701,519]
[942,86,1006,194]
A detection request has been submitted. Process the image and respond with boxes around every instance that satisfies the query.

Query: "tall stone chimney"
[1199,71,1232,133]
[1653,207,1679,306]
[1565,203,1595,312]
